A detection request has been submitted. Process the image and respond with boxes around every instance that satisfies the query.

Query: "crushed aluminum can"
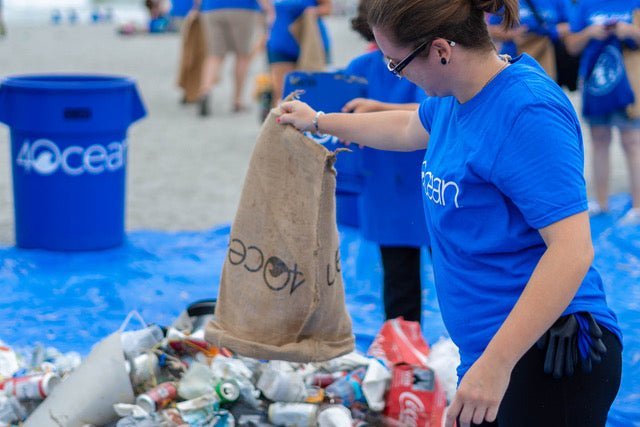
[136,382,178,413]
[0,372,61,400]
[215,379,241,403]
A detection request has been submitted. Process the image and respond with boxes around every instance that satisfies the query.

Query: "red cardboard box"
[367,318,430,368]
[385,364,447,427]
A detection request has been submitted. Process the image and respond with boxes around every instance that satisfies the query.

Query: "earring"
[441,57,447,65]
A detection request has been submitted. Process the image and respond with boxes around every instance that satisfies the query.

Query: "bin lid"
[0,74,146,132]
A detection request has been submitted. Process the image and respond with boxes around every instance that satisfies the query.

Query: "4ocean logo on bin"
[15,138,127,176]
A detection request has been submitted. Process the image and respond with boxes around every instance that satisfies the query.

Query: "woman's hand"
[509,26,528,44]
[586,24,610,41]
[278,100,317,132]
[342,98,383,113]
[613,21,640,41]
[444,355,512,427]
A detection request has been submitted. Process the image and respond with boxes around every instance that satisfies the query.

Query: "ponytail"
[472,0,519,29]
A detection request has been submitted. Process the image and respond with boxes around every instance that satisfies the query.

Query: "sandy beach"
[0,17,632,246]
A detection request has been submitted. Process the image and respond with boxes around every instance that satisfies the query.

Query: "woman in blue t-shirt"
[565,1,640,224]
[278,0,622,425]
[342,0,429,324]
[266,0,331,104]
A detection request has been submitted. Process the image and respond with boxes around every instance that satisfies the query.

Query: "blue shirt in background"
[266,0,330,58]
[569,0,640,77]
[417,54,621,378]
[344,50,429,247]
[489,0,570,55]
[200,0,260,12]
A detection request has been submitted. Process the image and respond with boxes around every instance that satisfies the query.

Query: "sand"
[0,18,632,246]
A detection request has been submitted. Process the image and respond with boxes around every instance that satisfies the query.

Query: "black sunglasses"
[386,38,456,77]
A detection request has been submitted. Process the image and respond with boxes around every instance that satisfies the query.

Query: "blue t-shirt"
[569,0,640,77]
[266,0,330,58]
[345,50,428,247]
[417,54,621,378]
[489,0,569,55]
[201,0,260,12]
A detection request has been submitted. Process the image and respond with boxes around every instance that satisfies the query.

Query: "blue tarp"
[0,194,637,425]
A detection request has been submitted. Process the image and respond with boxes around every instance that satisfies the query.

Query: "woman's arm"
[256,0,274,25]
[341,98,420,113]
[488,24,527,43]
[308,0,331,17]
[564,24,609,55]
[278,100,429,151]
[445,211,594,426]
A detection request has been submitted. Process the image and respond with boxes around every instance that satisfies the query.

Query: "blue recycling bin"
[0,74,146,251]
[283,71,367,228]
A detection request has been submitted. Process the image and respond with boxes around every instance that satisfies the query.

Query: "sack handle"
[118,310,148,333]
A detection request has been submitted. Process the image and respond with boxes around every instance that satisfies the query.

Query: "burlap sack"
[624,10,640,119]
[177,10,206,103]
[518,34,557,80]
[205,106,354,362]
[289,9,326,71]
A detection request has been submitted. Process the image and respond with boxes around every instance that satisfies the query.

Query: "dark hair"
[368,0,519,51]
[351,0,375,42]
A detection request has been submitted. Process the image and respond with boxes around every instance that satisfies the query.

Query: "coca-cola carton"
[385,364,446,427]
[367,317,430,368]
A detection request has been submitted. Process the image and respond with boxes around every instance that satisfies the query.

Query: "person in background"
[566,1,640,224]
[266,0,332,105]
[145,0,172,33]
[342,0,429,324]
[0,0,6,37]
[278,0,622,424]
[195,0,266,116]
[487,0,571,80]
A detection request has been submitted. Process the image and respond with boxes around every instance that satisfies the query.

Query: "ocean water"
[2,0,147,25]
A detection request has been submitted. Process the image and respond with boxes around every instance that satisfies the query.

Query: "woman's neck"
[454,51,510,104]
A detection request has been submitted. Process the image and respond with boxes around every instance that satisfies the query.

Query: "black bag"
[522,0,581,92]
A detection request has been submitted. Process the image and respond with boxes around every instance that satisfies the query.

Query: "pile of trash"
[0,302,459,427]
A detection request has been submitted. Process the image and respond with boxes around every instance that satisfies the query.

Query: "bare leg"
[233,54,251,111]
[620,128,640,209]
[0,0,5,37]
[199,55,225,97]
[270,62,296,107]
[589,125,613,210]
[197,55,225,116]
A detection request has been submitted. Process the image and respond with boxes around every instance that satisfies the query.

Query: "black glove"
[536,314,579,379]
[536,312,607,379]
